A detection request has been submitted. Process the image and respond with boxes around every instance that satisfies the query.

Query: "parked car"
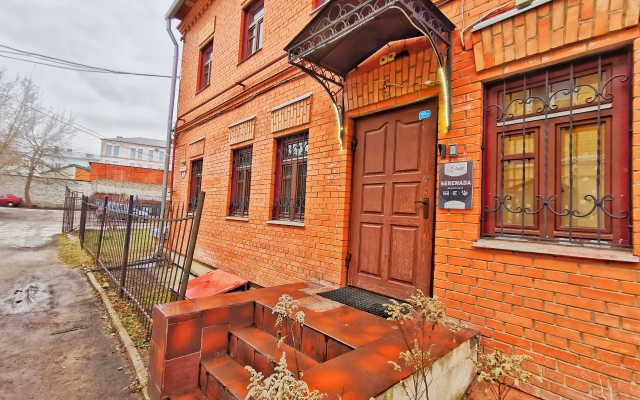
[96,203,149,222]
[0,194,23,207]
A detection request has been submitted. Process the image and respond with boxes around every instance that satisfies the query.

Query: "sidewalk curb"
[87,271,150,400]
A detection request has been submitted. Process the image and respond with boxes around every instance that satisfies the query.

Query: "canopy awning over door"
[284,0,456,144]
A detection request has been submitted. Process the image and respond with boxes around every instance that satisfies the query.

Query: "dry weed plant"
[246,352,325,400]
[472,349,541,400]
[384,290,464,400]
[245,294,326,400]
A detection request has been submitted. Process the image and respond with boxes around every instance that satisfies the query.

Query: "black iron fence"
[62,187,84,233]
[74,191,205,335]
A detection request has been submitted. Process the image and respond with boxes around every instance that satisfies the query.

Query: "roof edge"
[165,0,185,20]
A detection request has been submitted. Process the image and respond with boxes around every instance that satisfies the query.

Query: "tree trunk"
[24,169,35,208]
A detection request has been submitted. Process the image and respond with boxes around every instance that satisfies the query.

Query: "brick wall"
[171,0,640,398]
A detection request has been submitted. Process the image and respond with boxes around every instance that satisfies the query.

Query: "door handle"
[414,197,429,219]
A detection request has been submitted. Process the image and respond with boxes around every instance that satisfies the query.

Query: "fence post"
[69,192,76,232]
[178,191,206,301]
[79,196,87,246]
[96,196,108,262]
[119,195,135,299]
[62,188,69,233]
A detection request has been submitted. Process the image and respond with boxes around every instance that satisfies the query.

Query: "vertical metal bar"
[568,64,575,241]
[119,195,135,298]
[178,191,206,300]
[543,71,549,238]
[79,196,87,246]
[521,76,527,237]
[96,196,108,262]
[70,192,77,232]
[596,56,603,243]
[500,80,506,235]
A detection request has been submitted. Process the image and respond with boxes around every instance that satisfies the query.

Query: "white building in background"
[36,148,99,176]
[53,149,100,168]
[100,136,169,170]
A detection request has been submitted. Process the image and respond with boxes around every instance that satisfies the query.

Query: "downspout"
[161,18,179,218]
[154,18,179,260]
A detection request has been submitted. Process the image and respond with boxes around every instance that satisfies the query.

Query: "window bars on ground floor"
[273,131,309,222]
[482,51,631,246]
[229,146,253,217]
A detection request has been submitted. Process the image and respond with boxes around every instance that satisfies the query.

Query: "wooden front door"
[348,100,437,299]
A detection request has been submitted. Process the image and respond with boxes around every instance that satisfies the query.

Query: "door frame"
[345,99,439,299]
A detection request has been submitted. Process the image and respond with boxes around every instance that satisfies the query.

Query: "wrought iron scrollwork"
[286,0,455,142]
[483,55,630,244]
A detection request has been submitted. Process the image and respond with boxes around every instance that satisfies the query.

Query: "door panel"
[349,101,437,299]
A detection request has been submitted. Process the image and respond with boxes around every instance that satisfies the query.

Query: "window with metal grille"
[273,131,308,222]
[199,41,213,91]
[229,146,252,217]
[243,1,263,60]
[189,159,203,213]
[482,51,631,246]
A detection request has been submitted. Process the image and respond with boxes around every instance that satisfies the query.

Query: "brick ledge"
[474,238,639,263]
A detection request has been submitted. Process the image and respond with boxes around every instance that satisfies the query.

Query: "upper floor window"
[482,51,631,246]
[243,1,264,60]
[148,150,154,161]
[229,146,253,217]
[159,151,165,162]
[273,131,308,222]
[130,148,136,158]
[138,149,143,159]
[114,146,120,157]
[106,144,112,156]
[199,41,213,91]
[112,161,118,165]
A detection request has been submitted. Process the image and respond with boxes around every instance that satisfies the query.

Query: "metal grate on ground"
[317,286,395,319]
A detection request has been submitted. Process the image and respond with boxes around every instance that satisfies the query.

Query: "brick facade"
[169,0,640,398]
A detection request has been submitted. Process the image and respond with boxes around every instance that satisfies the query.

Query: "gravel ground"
[0,207,142,400]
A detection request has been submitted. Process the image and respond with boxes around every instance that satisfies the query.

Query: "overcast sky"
[0,0,182,154]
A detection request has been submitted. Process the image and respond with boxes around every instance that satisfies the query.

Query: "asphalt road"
[0,208,142,400]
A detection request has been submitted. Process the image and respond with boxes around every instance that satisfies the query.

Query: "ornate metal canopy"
[284,0,456,146]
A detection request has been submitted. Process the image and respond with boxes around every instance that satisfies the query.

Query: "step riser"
[254,303,353,363]
[230,331,308,378]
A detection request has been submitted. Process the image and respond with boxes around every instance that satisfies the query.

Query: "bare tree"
[19,109,77,206]
[0,69,39,172]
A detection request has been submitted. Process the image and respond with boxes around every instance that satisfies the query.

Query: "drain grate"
[317,286,394,318]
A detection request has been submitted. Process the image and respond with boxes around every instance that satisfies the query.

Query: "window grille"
[229,146,253,217]
[189,159,203,212]
[482,52,631,246]
[273,131,308,222]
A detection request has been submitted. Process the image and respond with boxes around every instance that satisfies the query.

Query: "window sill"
[309,2,327,15]
[196,84,210,95]
[471,0,551,32]
[267,220,304,228]
[237,48,262,66]
[474,237,639,263]
[225,216,249,222]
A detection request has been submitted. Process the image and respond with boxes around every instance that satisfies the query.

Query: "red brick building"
[166,0,640,398]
